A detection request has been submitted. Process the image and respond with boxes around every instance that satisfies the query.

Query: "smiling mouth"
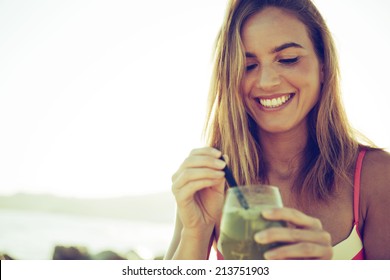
[257,93,294,108]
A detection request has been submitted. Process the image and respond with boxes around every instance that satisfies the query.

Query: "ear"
[319,63,324,83]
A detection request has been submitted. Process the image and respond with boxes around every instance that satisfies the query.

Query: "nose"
[256,65,281,91]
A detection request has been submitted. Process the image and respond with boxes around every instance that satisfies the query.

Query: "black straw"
[220,156,249,209]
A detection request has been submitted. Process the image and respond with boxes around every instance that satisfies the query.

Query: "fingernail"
[222,154,229,163]
[254,232,266,243]
[263,251,276,260]
[217,160,226,169]
[213,148,222,157]
[262,209,273,217]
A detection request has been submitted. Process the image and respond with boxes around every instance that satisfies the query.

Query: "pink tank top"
[332,149,366,260]
[212,150,367,260]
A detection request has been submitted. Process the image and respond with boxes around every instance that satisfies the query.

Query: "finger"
[262,208,323,230]
[182,155,226,170]
[221,154,229,165]
[262,242,333,260]
[173,178,225,206]
[172,168,225,192]
[254,227,332,246]
[172,154,226,182]
[189,147,222,157]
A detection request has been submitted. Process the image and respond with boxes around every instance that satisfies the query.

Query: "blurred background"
[1,0,389,259]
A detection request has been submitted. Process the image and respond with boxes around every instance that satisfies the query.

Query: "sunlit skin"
[241,7,323,137]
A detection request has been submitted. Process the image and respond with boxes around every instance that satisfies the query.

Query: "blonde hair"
[204,0,372,202]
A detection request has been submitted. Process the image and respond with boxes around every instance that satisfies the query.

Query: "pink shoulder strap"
[353,149,367,224]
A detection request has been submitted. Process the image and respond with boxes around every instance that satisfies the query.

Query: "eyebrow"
[245,42,304,58]
[272,42,303,53]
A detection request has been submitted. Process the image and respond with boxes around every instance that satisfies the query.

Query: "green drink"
[218,185,286,260]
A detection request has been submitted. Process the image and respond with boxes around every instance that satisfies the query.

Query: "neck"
[258,123,308,181]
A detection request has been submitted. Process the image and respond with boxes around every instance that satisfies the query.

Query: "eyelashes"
[278,57,299,65]
[245,57,300,72]
[246,64,258,71]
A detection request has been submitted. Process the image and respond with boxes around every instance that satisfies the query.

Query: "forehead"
[241,6,313,52]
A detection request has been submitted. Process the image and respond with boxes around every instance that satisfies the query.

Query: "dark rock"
[52,245,90,260]
[0,253,14,260]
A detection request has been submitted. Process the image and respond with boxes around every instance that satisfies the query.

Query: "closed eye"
[279,57,299,65]
[246,64,258,72]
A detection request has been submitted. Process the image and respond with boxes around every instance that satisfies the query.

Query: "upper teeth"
[259,94,292,108]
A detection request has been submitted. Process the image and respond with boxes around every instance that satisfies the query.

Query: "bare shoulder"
[363,149,390,182]
[361,148,390,202]
[360,149,390,259]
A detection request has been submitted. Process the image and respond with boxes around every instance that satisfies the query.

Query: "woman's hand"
[171,147,227,238]
[254,208,333,259]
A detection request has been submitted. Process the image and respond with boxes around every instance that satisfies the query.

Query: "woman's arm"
[164,147,226,260]
[164,212,183,260]
[164,212,215,260]
[361,149,390,259]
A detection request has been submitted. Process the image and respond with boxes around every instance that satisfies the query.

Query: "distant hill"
[0,192,176,223]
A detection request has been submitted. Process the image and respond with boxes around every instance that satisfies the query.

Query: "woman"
[165,0,390,260]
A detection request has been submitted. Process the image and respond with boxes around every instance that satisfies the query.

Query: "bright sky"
[1,0,389,198]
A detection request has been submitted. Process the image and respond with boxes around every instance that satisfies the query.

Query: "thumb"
[222,154,229,165]
[220,154,229,166]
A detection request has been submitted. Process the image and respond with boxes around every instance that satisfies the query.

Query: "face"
[241,7,323,136]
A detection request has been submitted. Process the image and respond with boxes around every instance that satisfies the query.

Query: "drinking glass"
[217,184,286,260]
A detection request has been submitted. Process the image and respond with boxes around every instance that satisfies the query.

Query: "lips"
[256,93,294,109]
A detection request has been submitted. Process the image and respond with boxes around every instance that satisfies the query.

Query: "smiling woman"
[165,0,390,260]
[0,0,389,265]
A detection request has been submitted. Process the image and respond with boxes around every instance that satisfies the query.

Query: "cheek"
[241,75,254,97]
[288,61,321,97]
[239,78,256,116]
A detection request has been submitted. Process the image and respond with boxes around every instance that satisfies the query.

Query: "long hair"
[204,0,370,202]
